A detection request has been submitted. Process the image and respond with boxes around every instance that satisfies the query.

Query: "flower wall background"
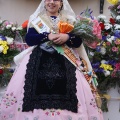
[88,1,120,111]
[0,19,28,86]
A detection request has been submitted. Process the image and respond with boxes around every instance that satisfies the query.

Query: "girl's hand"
[51,33,69,45]
[48,33,59,41]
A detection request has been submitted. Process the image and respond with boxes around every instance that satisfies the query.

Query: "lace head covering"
[28,0,76,28]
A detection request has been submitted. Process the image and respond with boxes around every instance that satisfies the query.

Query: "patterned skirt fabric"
[0,47,104,120]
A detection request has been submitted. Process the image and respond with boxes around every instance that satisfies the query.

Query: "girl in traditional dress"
[0,0,104,120]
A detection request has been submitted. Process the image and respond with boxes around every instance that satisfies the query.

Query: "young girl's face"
[45,0,62,16]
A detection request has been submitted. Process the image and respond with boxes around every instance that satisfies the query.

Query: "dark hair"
[59,0,63,12]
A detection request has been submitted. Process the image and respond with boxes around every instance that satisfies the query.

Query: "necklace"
[39,13,66,33]
[48,16,60,33]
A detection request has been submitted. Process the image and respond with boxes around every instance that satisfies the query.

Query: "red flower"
[0,69,3,74]
[109,18,115,25]
[99,23,105,30]
[22,20,29,29]
[105,32,108,36]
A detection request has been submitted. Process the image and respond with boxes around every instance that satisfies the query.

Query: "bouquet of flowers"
[58,8,102,49]
[73,9,102,49]
[0,19,28,86]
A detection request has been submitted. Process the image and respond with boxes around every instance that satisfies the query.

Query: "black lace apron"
[22,46,78,113]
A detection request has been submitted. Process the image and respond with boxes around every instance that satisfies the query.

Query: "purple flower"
[92,62,100,68]
[114,30,120,38]
[98,68,104,72]
[0,34,6,40]
[117,5,120,9]
[102,36,106,40]
[96,46,101,52]
[108,60,116,66]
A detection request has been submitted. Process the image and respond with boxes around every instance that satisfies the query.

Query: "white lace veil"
[28,0,76,28]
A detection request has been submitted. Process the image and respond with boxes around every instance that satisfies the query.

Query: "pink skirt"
[0,52,104,120]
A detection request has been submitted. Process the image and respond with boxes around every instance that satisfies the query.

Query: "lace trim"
[22,46,78,113]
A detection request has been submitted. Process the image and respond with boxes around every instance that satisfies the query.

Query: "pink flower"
[4,21,9,26]
[92,20,102,39]
[111,71,117,77]
[85,41,98,49]
[112,47,118,52]
[106,42,111,46]
[115,63,120,70]
[114,39,120,45]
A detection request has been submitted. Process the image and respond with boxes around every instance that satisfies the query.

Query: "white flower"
[16,26,23,30]
[106,35,115,43]
[116,15,120,20]
[114,24,120,29]
[6,24,12,29]
[11,27,16,31]
[104,23,112,30]
[0,46,4,53]
[104,20,109,23]
[6,36,14,44]
[97,15,107,20]
[103,70,110,77]
[101,60,107,64]
[0,20,2,24]
[100,47,106,55]
[89,52,94,56]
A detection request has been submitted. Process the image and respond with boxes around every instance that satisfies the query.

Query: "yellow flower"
[0,41,9,54]
[3,49,7,54]
[103,42,106,47]
[0,40,2,44]
[107,0,118,5]
[100,63,113,71]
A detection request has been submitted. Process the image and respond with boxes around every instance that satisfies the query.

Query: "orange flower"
[58,21,74,33]
[22,20,29,29]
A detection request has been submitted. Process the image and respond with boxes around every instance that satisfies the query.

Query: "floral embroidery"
[78,118,83,120]
[90,116,98,120]
[89,98,97,109]
[77,102,81,109]
[9,114,15,118]
[24,117,29,120]
[2,92,17,108]
[18,99,23,111]
[33,116,39,120]
[0,113,15,120]
[45,109,61,117]
[67,115,72,120]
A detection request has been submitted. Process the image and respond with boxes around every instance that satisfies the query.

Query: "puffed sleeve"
[66,33,83,48]
[25,28,49,46]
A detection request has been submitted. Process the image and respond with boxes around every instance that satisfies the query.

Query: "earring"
[44,6,47,11]
[58,7,61,13]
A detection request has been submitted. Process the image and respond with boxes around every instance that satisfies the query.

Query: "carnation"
[104,23,112,30]
[100,47,106,55]
[116,15,120,20]
[16,26,23,30]
[114,24,120,29]
[6,24,12,29]
[103,70,111,76]
[6,37,14,44]
[12,27,16,31]
[97,15,107,20]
